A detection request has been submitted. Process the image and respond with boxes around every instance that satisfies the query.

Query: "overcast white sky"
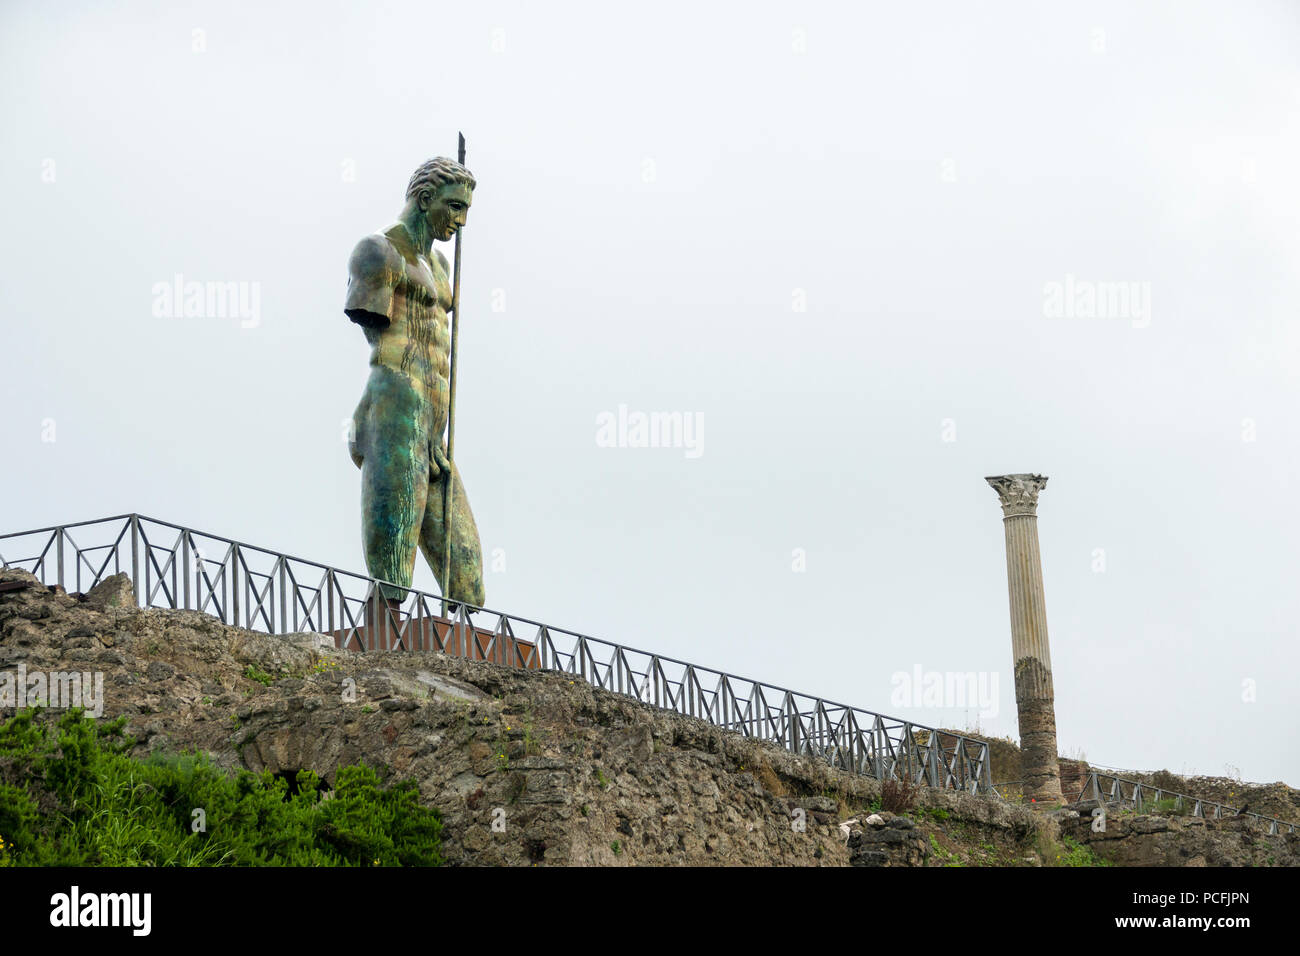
[2,1,1297,787]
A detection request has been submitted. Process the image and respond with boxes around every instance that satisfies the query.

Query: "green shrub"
[1057,835,1110,867]
[0,708,441,866]
[242,665,274,686]
[1144,796,1187,816]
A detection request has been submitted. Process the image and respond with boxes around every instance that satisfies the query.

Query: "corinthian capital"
[985,474,1049,517]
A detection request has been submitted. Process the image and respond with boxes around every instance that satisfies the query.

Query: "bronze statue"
[345,156,484,608]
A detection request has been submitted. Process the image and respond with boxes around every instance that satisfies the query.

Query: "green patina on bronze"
[345,157,484,606]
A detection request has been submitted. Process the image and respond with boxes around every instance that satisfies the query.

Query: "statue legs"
[354,368,484,606]
[420,460,485,608]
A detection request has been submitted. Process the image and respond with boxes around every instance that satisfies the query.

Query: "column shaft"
[987,474,1063,805]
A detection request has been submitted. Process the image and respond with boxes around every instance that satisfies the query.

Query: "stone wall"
[2,568,1292,867]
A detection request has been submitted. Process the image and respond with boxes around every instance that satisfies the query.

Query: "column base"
[1017,696,1063,805]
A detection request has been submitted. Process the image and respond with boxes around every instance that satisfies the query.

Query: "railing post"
[129,515,141,607]
[182,533,192,610]
[56,526,65,591]
[456,602,466,659]
[326,569,335,634]
[278,557,287,635]
[230,542,240,628]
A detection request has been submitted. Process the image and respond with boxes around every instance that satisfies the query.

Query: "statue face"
[419,182,473,242]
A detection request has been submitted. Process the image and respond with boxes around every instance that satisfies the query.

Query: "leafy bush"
[1057,835,1110,867]
[1144,796,1188,816]
[242,664,275,686]
[0,708,441,866]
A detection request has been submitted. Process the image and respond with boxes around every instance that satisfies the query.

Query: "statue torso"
[361,225,453,421]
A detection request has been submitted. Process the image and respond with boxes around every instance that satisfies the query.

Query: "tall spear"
[442,132,465,617]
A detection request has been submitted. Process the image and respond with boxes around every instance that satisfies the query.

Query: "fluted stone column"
[986,474,1063,805]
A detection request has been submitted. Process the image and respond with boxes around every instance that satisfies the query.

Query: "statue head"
[405,157,475,242]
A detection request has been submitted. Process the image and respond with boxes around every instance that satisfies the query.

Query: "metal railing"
[1069,769,1297,836]
[1,513,992,794]
[995,771,1298,834]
